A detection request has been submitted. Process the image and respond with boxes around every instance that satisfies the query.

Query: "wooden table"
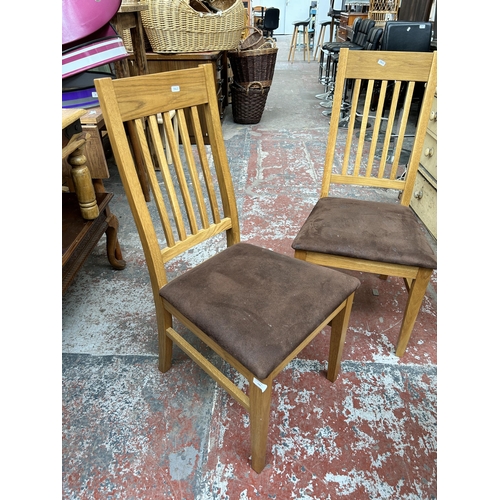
[62,109,126,294]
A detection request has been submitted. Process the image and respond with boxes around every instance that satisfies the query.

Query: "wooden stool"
[112,3,149,78]
[288,19,312,63]
[314,20,331,61]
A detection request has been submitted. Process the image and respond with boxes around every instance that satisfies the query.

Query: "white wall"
[253,0,331,35]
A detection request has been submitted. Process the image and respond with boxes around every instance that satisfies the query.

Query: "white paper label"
[171,85,180,92]
[378,59,386,67]
[253,377,268,393]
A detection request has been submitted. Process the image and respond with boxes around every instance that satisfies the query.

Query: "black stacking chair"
[381,21,432,52]
[262,7,279,40]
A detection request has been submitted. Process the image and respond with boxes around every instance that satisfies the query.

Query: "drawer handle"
[429,110,437,122]
[424,147,434,157]
[414,190,423,200]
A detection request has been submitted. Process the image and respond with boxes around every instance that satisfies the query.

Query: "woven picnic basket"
[140,0,246,53]
[231,81,270,124]
[227,41,278,88]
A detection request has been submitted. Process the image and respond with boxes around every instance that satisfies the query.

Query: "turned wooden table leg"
[67,143,99,220]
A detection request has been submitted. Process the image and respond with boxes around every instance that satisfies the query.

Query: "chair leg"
[249,378,272,473]
[314,25,325,61]
[303,29,310,62]
[158,308,174,372]
[327,293,355,382]
[395,268,433,357]
[288,27,299,62]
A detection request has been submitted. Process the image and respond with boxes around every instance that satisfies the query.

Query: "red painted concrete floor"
[62,36,437,499]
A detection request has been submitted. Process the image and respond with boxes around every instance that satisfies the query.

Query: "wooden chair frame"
[294,49,438,357]
[96,64,357,472]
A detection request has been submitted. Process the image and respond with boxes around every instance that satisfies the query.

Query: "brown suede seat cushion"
[292,197,437,269]
[159,242,360,380]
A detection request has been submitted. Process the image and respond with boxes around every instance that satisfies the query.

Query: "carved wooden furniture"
[292,49,438,357]
[62,109,99,220]
[62,109,126,294]
[96,64,359,473]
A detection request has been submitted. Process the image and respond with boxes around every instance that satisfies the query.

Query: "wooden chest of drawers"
[410,93,437,239]
[337,12,368,42]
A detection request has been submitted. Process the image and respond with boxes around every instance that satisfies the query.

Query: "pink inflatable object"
[62,34,128,79]
[62,0,123,45]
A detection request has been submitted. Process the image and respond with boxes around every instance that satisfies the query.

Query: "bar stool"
[288,18,312,63]
[314,20,331,61]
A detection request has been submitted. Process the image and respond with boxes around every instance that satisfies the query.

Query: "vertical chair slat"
[190,105,221,225]
[349,80,363,177]
[366,80,388,178]
[377,80,401,179]
[355,79,374,177]
[172,108,199,236]
[182,105,210,230]
[145,114,181,244]
[155,110,189,242]
[389,81,415,180]
[342,79,362,176]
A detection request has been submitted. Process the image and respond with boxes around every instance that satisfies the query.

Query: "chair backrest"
[363,26,383,51]
[381,21,432,52]
[263,7,279,30]
[95,64,240,294]
[321,49,437,206]
[350,17,362,39]
[352,18,375,45]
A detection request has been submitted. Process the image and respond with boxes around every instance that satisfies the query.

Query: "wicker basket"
[140,0,246,53]
[239,26,265,51]
[231,81,270,124]
[228,44,278,88]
